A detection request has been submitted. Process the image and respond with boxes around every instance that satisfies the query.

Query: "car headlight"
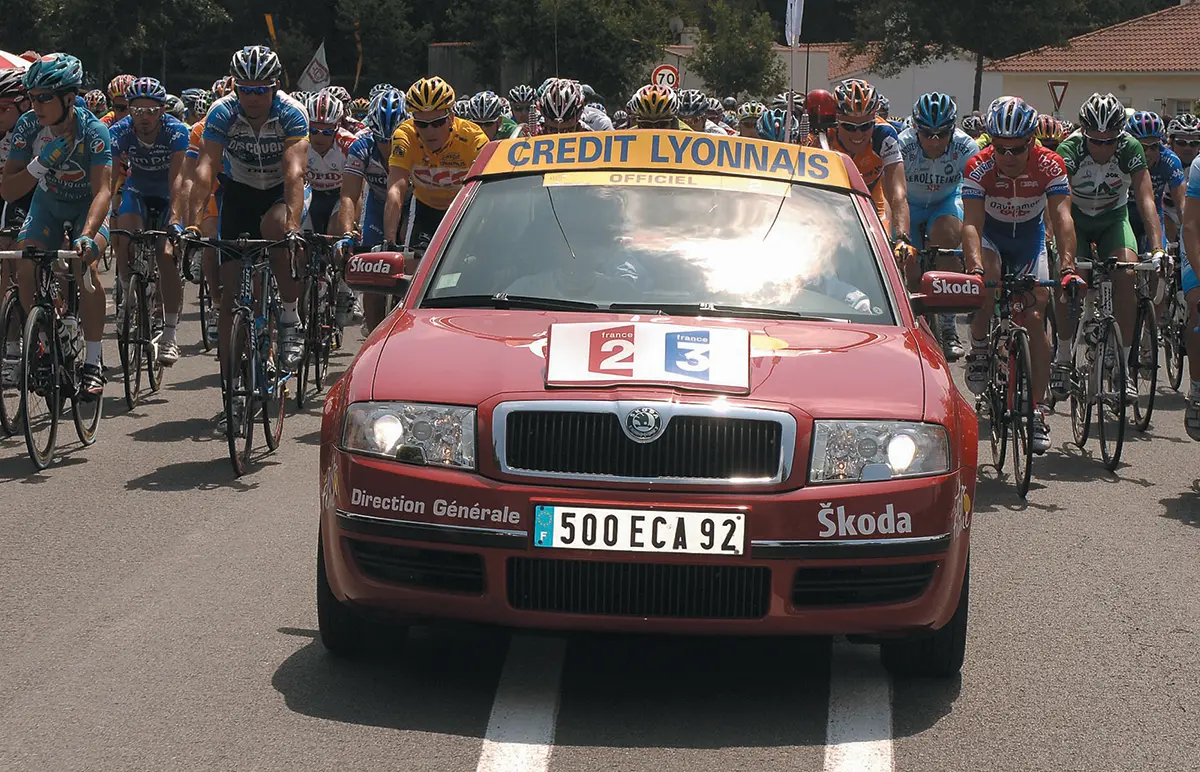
[342,402,476,470]
[809,420,949,483]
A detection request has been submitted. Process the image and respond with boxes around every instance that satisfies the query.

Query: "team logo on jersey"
[90,138,105,154]
[12,135,26,149]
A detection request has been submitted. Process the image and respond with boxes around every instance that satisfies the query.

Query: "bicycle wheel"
[0,292,26,436]
[1167,292,1185,391]
[1044,297,1059,364]
[1070,333,1092,449]
[144,278,164,393]
[71,354,102,446]
[198,275,213,353]
[1095,319,1127,471]
[120,277,143,409]
[296,277,316,409]
[1009,328,1034,498]
[986,333,1008,472]
[315,278,335,391]
[226,312,255,477]
[102,243,113,272]
[263,311,286,451]
[1130,300,1157,432]
[21,306,59,470]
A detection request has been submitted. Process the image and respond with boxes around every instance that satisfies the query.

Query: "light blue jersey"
[898,127,979,209]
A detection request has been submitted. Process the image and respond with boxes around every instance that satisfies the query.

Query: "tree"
[686,0,785,99]
[335,0,429,93]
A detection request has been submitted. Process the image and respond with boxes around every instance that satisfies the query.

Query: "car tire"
[880,557,968,678]
[316,533,373,658]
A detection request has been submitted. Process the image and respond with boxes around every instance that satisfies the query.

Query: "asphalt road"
[1,284,1198,772]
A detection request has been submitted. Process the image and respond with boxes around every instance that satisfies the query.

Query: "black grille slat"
[791,563,937,607]
[505,412,782,480]
[349,541,485,594]
[507,557,770,619]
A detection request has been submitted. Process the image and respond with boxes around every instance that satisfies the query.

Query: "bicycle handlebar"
[1075,259,1158,272]
[109,229,170,239]
[0,249,95,293]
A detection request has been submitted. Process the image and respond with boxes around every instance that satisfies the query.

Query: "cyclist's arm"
[1047,192,1077,271]
[383,166,410,247]
[1132,168,1162,252]
[1171,180,1187,227]
[961,196,985,274]
[282,137,307,233]
[1184,186,1200,280]
[884,161,909,239]
[335,174,364,236]
[167,149,187,227]
[188,138,222,228]
[83,163,113,242]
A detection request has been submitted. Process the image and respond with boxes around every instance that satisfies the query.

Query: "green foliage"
[686,0,786,98]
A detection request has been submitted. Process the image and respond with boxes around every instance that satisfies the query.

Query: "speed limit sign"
[652,64,679,89]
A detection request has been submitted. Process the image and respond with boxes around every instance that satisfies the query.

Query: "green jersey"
[1055,132,1146,217]
[497,116,522,139]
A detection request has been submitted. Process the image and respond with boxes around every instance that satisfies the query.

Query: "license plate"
[533,505,745,555]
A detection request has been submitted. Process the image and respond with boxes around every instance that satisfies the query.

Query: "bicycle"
[1128,251,1163,432]
[180,241,216,353]
[1159,242,1186,392]
[1059,254,1157,471]
[0,242,100,470]
[109,228,167,410]
[975,271,1058,498]
[296,233,342,409]
[0,226,22,436]
[185,234,296,477]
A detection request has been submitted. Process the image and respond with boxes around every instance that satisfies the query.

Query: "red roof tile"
[987,3,1200,72]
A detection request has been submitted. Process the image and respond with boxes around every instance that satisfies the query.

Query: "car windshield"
[421,173,892,323]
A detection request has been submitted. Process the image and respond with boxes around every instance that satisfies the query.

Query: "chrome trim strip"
[336,509,527,549]
[492,399,797,486]
[750,533,951,559]
[751,533,949,548]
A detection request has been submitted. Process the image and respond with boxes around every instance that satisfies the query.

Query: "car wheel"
[316,533,374,658]
[880,557,968,678]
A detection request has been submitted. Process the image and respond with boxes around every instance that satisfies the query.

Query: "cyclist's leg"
[113,186,144,308]
[965,235,1002,396]
[263,185,311,368]
[906,202,932,291]
[201,189,221,340]
[1055,218,1098,367]
[1003,231,1052,451]
[67,204,109,394]
[1096,211,1139,350]
[215,181,264,384]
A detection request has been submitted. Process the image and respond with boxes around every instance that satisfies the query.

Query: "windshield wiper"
[606,302,844,322]
[421,293,601,311]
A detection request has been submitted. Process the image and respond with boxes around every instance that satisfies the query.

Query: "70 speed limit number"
[651,64,679,89]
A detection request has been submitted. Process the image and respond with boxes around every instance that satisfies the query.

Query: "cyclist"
[629,85,686,130]
[1126,111,1184,256]
[898,92,979,361]
[303,91,356,235]
[164,95,186,124]
[180,102,222,349]
[827,79,910,251]
[1051,93,1163,403]
[736,102,764,137]
[1,53,112,398]
[382,76,487,256]
[1179,144,1200,438]
[755,107,792,143]
[1165,114,1200,245]
[579,84,613,131]
[109,77,189,366]
[962,96,1078,455]
[611,109,630,130]
[961,113,984,141]
[678,89,727,134]
[83,89,107,117]
[187,45,310,402]
[468,91,521,140]
[337,88,407,332]
[101,74,135,127]
[0,66,31,384]
[508,84,536,128]
[1034,114,1064,153]
[349,96,369,121]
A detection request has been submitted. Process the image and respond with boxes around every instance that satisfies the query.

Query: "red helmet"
[806,89,836,122]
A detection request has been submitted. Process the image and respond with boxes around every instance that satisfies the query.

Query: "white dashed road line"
[476,635,567,772]
[823,640,894,772]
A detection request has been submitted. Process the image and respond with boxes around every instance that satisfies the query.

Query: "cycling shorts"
[908,194,963,250]
[1,191,33,231]
[116,187,171,228]
[1129,211,1167,253]
[359,191,388,248]
[981,220,1048,281]
[217,178,310,251]
[359,194,445,250]
[302,188,341,235]
[19,189,110,247]
[1075,208,1136,260]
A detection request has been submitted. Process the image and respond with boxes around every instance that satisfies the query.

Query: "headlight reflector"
[809,420,948,483]
[342,402,476,470]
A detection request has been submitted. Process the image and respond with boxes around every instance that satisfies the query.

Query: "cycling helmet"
[231,45,282,82]
[912,92,957,132]
[368,82,396,99]
[1169,113,1200,137]
[584,101,605,114]
[677,88,709,118]
[307,91,345,125]
[539,78,585,122]
[722,110,738,127]
[722,96,737,110]
[211,76,235,99]
[350,96,370,117]
[508,84,536,108]
[537,77,557,97]
[24,53,84,93]
[772,90,805,112]
[580,83,600,102]
[756,108,791,142]
[0,67,27,100]
[629,84,679,121]
[879,94,892,117]
[407,76,455,112]
[164,94,186,120]
[736,101,765,122]
[1126,111,1163,141]
[1035,114,1065,142]
[125,76,167,103]
[324,85,351,105]
[806,89,837,123]
[961,113,984,135]
[107,73,135,100]
[180,87,205,112]
[984,97,1037,139]
[453,98,471,117]
[1078,92,1126,133]
[467,90,504,124]
[82,89,106,114]
[612,109,629,129]
[833,78,879,117]
[706,97,723,117]
[367,88,408,141]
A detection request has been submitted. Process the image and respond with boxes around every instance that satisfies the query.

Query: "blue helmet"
[985,96,1038,139]
[756,107,791,143]
[126,76,167,103]
[23,53,84,92]
[912,92,957,132]
[368,88,408,141]
[1127,110,1165,140]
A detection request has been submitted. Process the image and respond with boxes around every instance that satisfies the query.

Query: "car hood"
[369,310,926,420]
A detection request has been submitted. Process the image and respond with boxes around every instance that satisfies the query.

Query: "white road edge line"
[476,634,567,772]
[823,639,894,772]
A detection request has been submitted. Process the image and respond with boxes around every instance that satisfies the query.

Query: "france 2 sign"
[546,321,750,393]
[652,64,679,89]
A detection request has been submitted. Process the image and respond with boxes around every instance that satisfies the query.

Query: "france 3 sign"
[545,321,751,393]
[651,64,679,89]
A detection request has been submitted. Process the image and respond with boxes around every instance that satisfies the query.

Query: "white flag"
[785,0,805,47]
[297,41,331,92]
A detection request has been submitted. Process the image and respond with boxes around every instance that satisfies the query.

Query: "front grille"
[504,411,783,480]
[791,562,937,607]
[507,557,771,619]
[349,540,485,594]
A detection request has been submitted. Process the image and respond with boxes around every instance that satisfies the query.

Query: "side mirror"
[910,271,986,316]
[345,251,413,296]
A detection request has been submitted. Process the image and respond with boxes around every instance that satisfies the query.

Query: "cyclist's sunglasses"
[994,140,1032,156]
[129,105,161,116]
[637,119,675,129]
[918,129,950,140]
[29,92,63,104]
[310,127,337,136]
[476,119,500,128]
[1084,133,1119,146]
[838,120,875,133]
[1172,138,1200,148]
[235,84,273,96]
[413,114,450,129]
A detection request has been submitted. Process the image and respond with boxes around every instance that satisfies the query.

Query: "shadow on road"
[166,372,223,392]
[1159,483,1200,529]
[127,417,221,443]
[124,456,265,492]
[0,446,88,483]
